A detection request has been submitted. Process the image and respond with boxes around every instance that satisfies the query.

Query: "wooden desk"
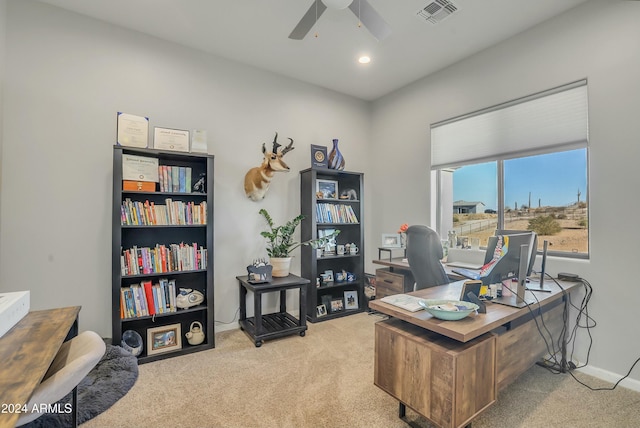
[0,306,81,428]
[369,281,578,428]
[372,258,465,300]
[237,274,309,348]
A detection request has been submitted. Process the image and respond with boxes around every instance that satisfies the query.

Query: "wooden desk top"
[372,257,410,270]
[372,257,465,280]
[369,280,578,342]
[0,306,80,428]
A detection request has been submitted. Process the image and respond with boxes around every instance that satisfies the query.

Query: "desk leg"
[68,316,79,427]
[398,402,406,418]
[254,291,263,347]
[299,285,307,332]
[72,386,78,427]
[560,293,569,372]
[239,281,247,322]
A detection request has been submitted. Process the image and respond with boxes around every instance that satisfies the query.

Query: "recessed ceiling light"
[358,56,371,64]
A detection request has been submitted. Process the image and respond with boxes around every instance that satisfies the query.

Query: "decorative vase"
[270,257,292,277]
[328,139,345,170]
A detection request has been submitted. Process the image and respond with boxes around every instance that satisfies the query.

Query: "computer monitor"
[493,229,538,277]
[479,232,537,285]
[479,232,538,307]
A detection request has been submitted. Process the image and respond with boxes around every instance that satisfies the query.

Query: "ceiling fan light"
[321,0,353,10]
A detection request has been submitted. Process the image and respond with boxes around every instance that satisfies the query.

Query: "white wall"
[371,0,640,385]
[0,1,371,335]
[0,0,6,238]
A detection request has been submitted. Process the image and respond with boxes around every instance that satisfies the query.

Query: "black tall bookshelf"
[112,146,214,363]
[300,168,364,322]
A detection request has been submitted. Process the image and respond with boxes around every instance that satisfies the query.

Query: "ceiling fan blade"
[348,0,391,41]
[289,1,328,40]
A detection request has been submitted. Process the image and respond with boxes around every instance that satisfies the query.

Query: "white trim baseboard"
[577,365,640,393]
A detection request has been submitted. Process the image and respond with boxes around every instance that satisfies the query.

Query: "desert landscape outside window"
[437,147,588,257]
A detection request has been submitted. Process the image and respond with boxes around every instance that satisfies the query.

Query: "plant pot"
[270,257,292,277]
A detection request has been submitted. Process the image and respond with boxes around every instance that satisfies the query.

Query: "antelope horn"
[271,132,281,154]
[280,138,295,155]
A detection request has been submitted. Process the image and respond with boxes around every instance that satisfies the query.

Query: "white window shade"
[431,81,588,169]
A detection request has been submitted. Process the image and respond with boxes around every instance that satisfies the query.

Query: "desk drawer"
[376,268,412,299]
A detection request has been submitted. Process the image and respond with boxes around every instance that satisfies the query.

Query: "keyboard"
[446,261,483,269]
[379,294,425,312]
[451,268,481,280]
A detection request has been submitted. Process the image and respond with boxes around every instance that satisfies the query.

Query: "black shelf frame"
[300,168,365,323]
[112,145,215,363]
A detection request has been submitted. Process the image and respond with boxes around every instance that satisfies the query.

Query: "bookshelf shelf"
[300,168,365,323]
[112,146,215,363]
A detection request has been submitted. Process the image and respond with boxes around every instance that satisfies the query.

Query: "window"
[432,81,589,258]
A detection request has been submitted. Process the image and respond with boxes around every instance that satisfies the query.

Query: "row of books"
[159,165,192,193]
[121,198,207,226]
[316,203,359,224]
[121,243,207,276]
[120,278,182,319]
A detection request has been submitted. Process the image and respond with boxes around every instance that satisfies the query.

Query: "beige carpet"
[82,312,640,428]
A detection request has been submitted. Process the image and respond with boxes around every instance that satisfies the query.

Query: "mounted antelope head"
[244,132,295,201]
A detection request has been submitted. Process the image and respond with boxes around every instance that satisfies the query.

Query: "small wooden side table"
[236,274,310,347]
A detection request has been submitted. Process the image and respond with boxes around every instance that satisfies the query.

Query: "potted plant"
[259,209,339,277]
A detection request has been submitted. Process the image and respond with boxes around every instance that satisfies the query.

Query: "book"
[179,167,186,193]
[379,294,425,312]
[143,280,156,316]
[162,166,169,192]
[185,167,192,193]
[172,167,180,192]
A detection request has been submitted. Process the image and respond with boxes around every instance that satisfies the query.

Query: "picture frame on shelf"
[330,298,344,313]
[117,112,149,148]
[316,179,339,199]
[323,270,334,282]
[382,233,402,248]
[344,290,358,310]
[311,144,328,169]
[316,304,327,317]
[318,228,337,253]
[147,323,182,356]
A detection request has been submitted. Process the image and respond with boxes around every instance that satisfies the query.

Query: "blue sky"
[453,149,587,210]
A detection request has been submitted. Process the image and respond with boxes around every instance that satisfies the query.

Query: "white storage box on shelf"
[0,291,30,338]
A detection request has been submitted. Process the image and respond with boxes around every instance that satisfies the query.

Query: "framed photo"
[330,298,344,313]
[382,233,402,248]
[147,323,182,356]
[323,270,334,282]
[344,290,359,310]
[316,179,339,199]
[316,304,327,317]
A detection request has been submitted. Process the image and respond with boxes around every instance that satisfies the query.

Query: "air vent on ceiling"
[417,0,459,25]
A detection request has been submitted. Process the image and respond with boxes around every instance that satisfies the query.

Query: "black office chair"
[406,225,450,290]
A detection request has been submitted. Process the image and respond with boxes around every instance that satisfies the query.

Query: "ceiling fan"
[289,0,391,41]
